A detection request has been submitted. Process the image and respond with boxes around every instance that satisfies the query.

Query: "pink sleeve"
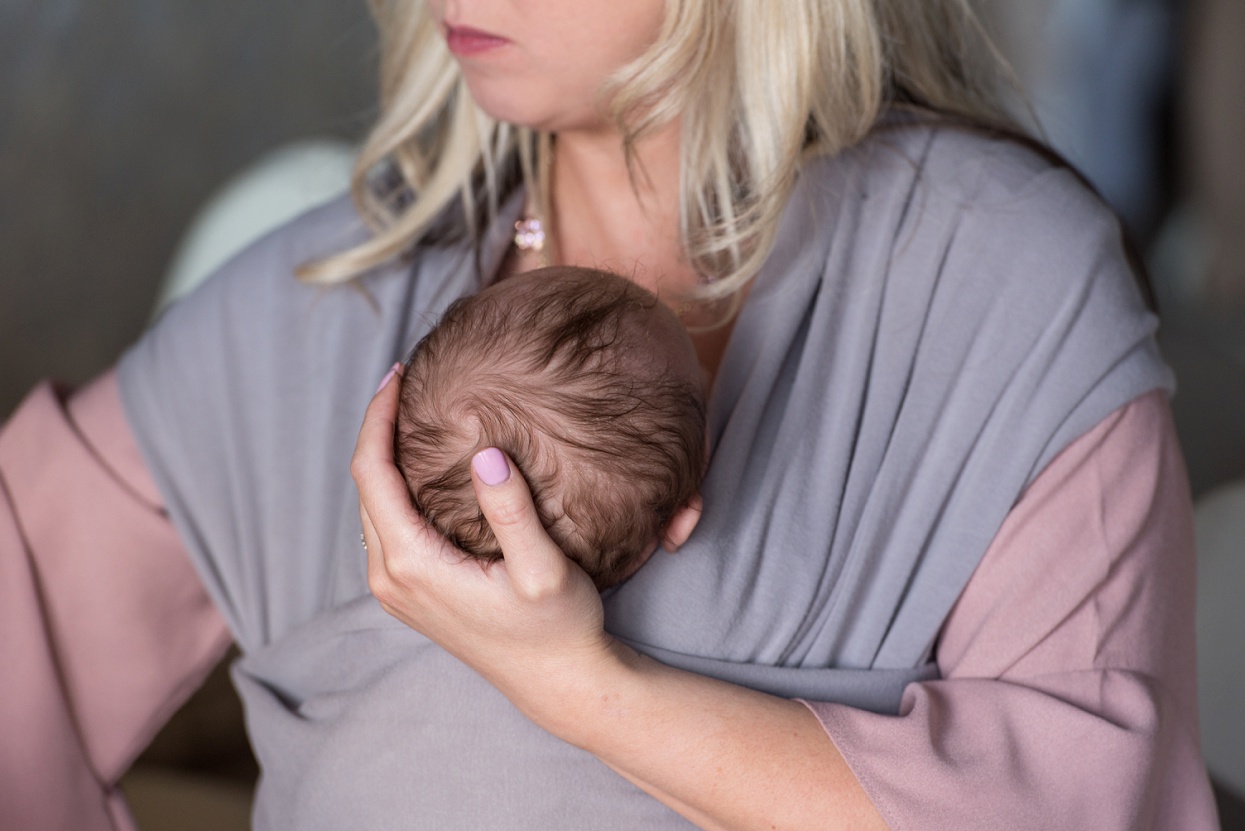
[0,374,232,830]
[802,390,1219,829]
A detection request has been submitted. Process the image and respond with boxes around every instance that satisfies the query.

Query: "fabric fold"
[804,393,1216,830]
[0,376,230,830]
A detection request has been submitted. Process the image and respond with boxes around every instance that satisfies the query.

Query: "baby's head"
[395,266,707,589]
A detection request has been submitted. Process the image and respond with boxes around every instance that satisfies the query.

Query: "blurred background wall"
[2,0,1243,827]
[2,6,374,820]
[0,0,375,416]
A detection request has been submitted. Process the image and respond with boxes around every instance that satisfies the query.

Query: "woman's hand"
[351,366,617,730]
[353,366,882,831]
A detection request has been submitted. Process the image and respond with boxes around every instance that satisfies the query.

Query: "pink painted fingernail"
[375,362,403,394]
[472,447,510,486]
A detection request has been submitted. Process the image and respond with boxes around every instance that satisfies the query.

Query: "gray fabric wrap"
[117,124,1173,829]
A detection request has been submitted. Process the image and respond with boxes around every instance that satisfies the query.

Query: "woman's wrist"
[511,636,886,831]
[500,633,645,747]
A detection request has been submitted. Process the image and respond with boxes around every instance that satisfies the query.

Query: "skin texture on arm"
[556,644,886,831]
[357,366,886,831]
[0,373,232,830]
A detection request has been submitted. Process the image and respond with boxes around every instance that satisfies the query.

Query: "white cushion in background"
[155,139,356,315]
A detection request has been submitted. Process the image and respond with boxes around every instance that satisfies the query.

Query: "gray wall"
[1,0,375,415]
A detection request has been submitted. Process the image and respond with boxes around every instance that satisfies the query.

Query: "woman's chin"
[461,81,606,135]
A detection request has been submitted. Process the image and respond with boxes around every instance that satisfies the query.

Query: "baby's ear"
[661,493,703,553]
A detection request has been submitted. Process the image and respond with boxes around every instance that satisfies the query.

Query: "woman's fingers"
[353,362,453,615]
[351,363,425,549]
[351,375,607,710]
[360,501,395,611]
[470,448,569,597]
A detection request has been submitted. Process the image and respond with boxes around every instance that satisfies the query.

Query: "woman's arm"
[357,368,886,830]
[0,374,232,830]
[533,637,886,830]
[355,374,1214,830]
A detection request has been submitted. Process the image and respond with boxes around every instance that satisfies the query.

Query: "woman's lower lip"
[444,25,510,56]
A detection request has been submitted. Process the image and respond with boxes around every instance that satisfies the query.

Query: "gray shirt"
[118,121,1170,828]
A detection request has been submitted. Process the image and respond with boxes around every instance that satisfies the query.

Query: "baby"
[395,266,707,589]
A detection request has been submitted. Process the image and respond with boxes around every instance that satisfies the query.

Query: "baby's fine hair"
[395,266,707,589]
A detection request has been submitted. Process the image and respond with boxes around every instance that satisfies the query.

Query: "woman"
[0,0,1217,828]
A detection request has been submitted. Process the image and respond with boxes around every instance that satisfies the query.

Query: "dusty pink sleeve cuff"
[802,391,1218,830]
[1,375,231,829]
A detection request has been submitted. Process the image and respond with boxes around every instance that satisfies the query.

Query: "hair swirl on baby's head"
[395,266,707,589]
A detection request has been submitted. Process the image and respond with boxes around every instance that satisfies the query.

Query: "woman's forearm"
[527,642,886,831]
[356,377,885,830]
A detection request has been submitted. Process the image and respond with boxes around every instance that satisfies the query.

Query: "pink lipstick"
[444,24,510,56]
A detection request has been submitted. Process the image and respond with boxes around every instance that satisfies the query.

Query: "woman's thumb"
[470,448,567,596]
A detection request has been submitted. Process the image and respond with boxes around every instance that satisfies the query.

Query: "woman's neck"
[526,118,744,395]
[548,120,697,298]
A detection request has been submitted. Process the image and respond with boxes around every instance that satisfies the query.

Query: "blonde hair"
[300,0,1015,300]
